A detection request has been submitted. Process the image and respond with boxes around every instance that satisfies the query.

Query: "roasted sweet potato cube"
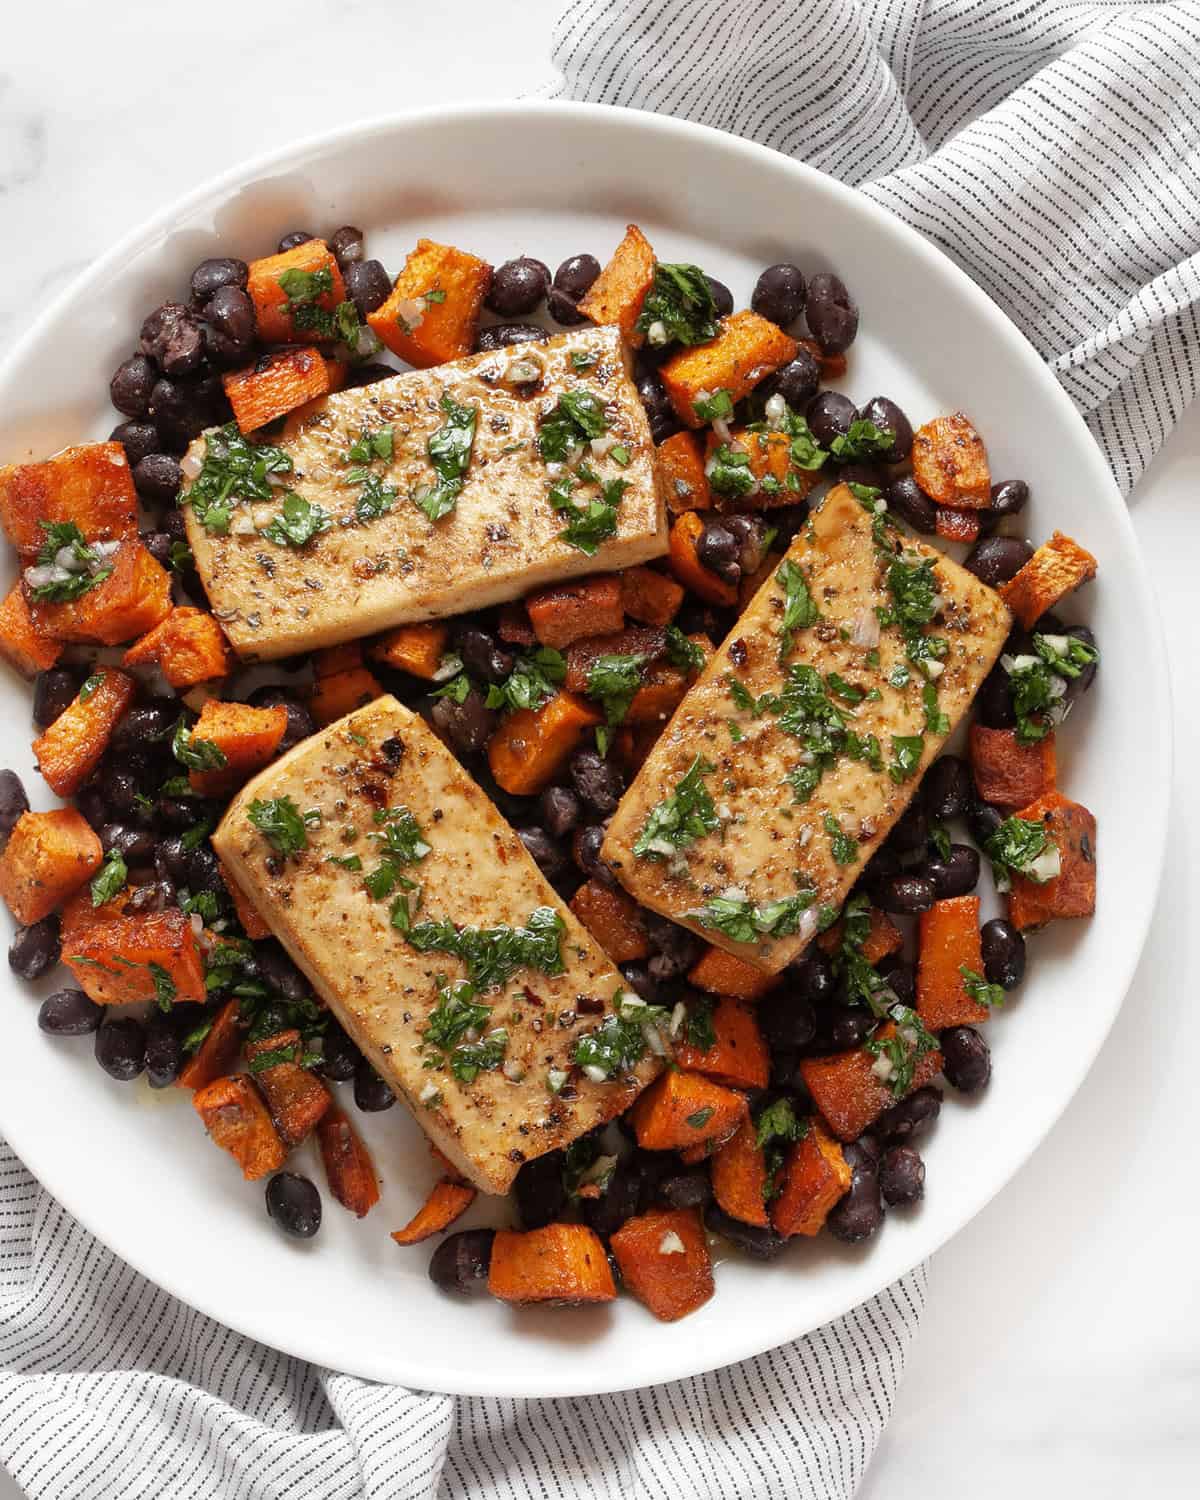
[770,1120,852,1237]
[970,724,1057,809]
[246,239,346,344]
[193,1074,287,1181]
[526,575,623,648]
[314,641,364,677]
[674,998,769,1090]
[619,566,684,626]
[29,541,171,646]
[0,442,139,556]
[223,347,346,433]
[123,606,233,688]
[626,661,691,725]
[688,944,779,1001]
[563,625,666,693]
[935,506,982,544]
[629,1068,749,1152]
[497,602,535,646]
[656,431,711,514]
[32,667,135,797]
[316,1104,380,1217]
[187,700,288,797]
[390,1179,477,1246]
[368,621,451,679]
[917,895,990,1030]
[0,810,102,925]
[488,690,603,796]
[309,666,382,728]
[577,224,656,346]
[0,584,62,678]
[660,311,797,428]
[488,1223,616,1306]
[177,999,241,1091]
[1000,532,1098,628]
[219,858,272,940]
[711,1118,770,1226]
[60,883,130,943]
[569,878,650,963]
[818,906,903,966]
[610,1207,714,1321]
[667,511,738,606]
[1007,791,1097,930]
[64,908,206,1005]
[705,428,820,510]
[911,412,991,508]
[799,1025,943,1143]
[367,238,491,368]
[244,1029,332,1147]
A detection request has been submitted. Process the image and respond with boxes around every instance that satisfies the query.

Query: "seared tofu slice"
[602,485,1012,974]
[184,324,665,661]
[213,695,660,1193]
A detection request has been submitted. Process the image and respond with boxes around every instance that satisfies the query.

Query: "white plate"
[0,103,1169,1397]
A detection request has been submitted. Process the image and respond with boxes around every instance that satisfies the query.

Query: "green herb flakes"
[634,754,719,859]
[415,394,478,521]
[247,795,309,856]
[263,492,331,549]
[776,559,819,659]
[636,263,719,347]
[90,848,127,907]
[182,423,292,535]
[405,906,566,991]
[823,813,859,865]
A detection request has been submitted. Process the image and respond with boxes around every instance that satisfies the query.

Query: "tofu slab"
[602,485,1012,973]
[185,324,666,661]
[213,694,659,1193]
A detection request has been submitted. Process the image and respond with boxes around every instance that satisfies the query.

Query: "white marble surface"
[1,3,1197,1496]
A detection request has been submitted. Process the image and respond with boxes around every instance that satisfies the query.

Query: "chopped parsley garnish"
[686,889,815,944]
[147,963,177,1013]
[352,473,398,523]
[775,665,846,798]
[364,805,431,899]
[610,444,631,466]
[171,717,227,772]
[636,262,719,347]
[405,906,565,991]
[180,816,215,853]
[829,418,894,462]
[262,492,332,548]
[431,673,473,705]
[27,522,113,602]
[247,795,309,856]
[665,625,706,673]
[922,681,950,735]
[865,1005,939,1098]
[1006,632,1099,743]
[683,994,716,1051]
[692,388,734,423]
[537,388,609,461]
[826,673,865,703]
[276,264,333,307]
[725,674,776,717]
[558,481,625,555]
[326,853,363,871]
[707,444,755,500]
[275,267,360,343]
[823,813,859,865]
[749,399,828,471]
[182,423,293,536]
[634,754,719,859]
[984,815,1059,890]
[177,887,222,924]
[961,965,1006,1009]
[346,425,395,466]
[78,672,104,702]
[451,1030,508,1084]
[572,991,666,1080]
[828,894,895,1019]
[888,734,924,784]
[686,1106,715,1130]
[776,559,820,659]
[483,647,567,714]
[423,978,490,1051]
[415,394,478,521]
[879,554,940,632]
[90,848,127,907]
[586,652,649,725]
[929,820,952,861]
[845,730,884,772]
[755,1097,808,1200]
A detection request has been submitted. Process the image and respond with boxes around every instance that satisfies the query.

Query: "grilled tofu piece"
[184,324,665,661]
[603,485,1012,974]
[213,694,660,1193]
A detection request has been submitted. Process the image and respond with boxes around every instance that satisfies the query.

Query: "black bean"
[429,686,496,756]
[704,1204,787,1259]
[245,686,315,750]
[101,758,151,818]
[858,396,913,463]
[132,453,182,505]
[830,1009,877,1050]
[876,873,936,915]
[659,1167,714,1211]
[876,1085,943,1145]
[9,916,60,980]
[487,257,551,317]
[126,880,174,914]
[186,847,222,897]
[981,918,1026,989]
[277,231,313,253]
[643,916,700,979]
[33,669,81,730]
[974,665,1016,730]
[922,754,972,820]
[885,474,938,534]
[153,836,190,887]
[455,625,513,685]
[634,364,678,444]
[257,944,308,1004]
[554,253,601,302]
[978,478,1030,535]
[319,1020,362,1082]
[965,535,1034,588]
[474,322,549,352]
[514,1150,566,1229]
[827,1140,883,1242]
[805,272,859,354]
[940,1026,991,1093]
[837,461,888,491]
[75,784,107,833]
[761,349,821,410]
[539,785,581,839]
[620,962,658,1001]
[582,1158,645,1237]
[806,390,857,447]
[518,826,566,881]
[328,225,365,268]
[344,259,393,318]
[720,515,766,575]
[203,286,256,365]
[342,361,395,389]
[109,420,161,469]
[888,804,928,855]
[0,769,29,841]
[95,1017,146,1081]
[353,1059,396,1112]
[147,377,207,451]
[162,508,188,544]
[792,950,837,1006]
[707,276,734,317]
[570,748,625,815]
[429,1229,495,1294]
[1063,625,1099,701]
[190,256,249,307]
[113,701,175,752]
[877,955,916,1008]
[926,843,980,898]
[697,522,740,582]
[101,823,156,864]
[39,988,103,1036]
[546,286,586,325]
[573,824,617,889]
[109,355,157,417]
[751,262,806,327]
[139,302,204,377]
[144,1009,185,1088]
[141,530,171,568]
[759,990,817,1051]
[266,1172,322,1238]
[967,799,1004,848]
[880,1146,925,1206]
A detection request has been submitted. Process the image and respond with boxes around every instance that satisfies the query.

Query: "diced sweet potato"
[367,238,491,368]
[660,311,798,428]
[32,668,135,797]
[0,442,139,556]
[497,602,535,647]
[390,1179,477,1246]
[223,347,346,433]
[688,944,779,1001]
[564,625,666,693]
[711,1118,770,1227]
[316,1104,380,1218]
[0,810,102,925]
[0,584,61,678]
[219,858,271,940]
[770,1120,852,1237]
[577,224,656,346]
[569,878,650,963]
[629,1068,749,1152]
[193,1074,287,1181]
[123,606,233,688]
[674,997,769,1090]
[368,621,451,679]
[656,431,711,514]
[177,999,241,1091]
[970,724,1057,810]
[244,1029,332,1147]
[1007,791,1097,930]
[799,1025,943,1143]
[917,895,990,1030]
[1000,532,1098,628]
[612,722,664,775]
[626,661,691,725]
[246,239,346,345]
[488,1223,616,1306]
[911,412,991,508]
[620,565,685,626]
[935,506,982,544]
[64,908,206,1005]
[526,575,623,649]
[705,428,821,510]
[667,511,738,606]
[488,690,603,796]
[314,641,364,677]
[609,1207,714,1321]
[60,883,129,943]
[29,541,171,646]
[818,906,904,966]
[309,666,383,729]
[187,699,288,797]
